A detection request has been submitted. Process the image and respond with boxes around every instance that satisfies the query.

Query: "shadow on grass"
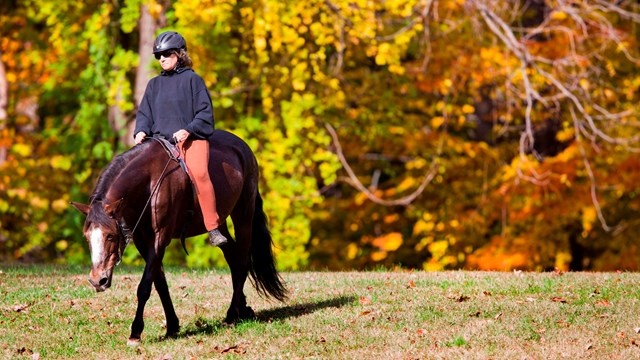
[255,294,357,322]
[163,294,356,341]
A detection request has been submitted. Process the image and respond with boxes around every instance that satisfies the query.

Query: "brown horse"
[71,130,287,345]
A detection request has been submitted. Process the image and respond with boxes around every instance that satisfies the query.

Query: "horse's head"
[71,199,125,292]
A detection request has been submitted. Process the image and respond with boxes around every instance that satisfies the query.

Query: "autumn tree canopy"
[1,0,639,271]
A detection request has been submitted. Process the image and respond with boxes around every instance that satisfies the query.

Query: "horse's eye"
[106,234,115,241]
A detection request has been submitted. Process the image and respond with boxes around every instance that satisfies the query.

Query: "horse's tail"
[248,192,288,302]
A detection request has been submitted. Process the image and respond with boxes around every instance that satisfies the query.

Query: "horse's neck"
[104,153,153,207]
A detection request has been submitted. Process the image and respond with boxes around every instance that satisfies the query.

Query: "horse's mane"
[89,143,150,203]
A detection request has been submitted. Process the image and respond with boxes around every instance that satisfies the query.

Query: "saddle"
[151,137,190,177]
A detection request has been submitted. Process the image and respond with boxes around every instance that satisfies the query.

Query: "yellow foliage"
[388,64,405,75]
[413,219,435,235]
[375,43,392,66]
[346,243,359,260]
[555,251,571,271]
[55,240,68,251]
[414,236,433,252]
[371,250,388,262]
[372,232,403,251]
[52,198,68,213]
[555,127,574,142]
[462,104,475,114]
[383,214,399,224]
[292,80,306,91]
[428,240,448,259]
[146,0,164,19]
[406,158,426,170]
[550,11,567,21]
[50,155,72,170]
[12,143,32,157]
[30,196,49,210]
[581,207,596,233]
[423,260,443,271]
[431,116,444,129]
[396,177,416,193]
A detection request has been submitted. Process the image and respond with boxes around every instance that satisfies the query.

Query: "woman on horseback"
[134,31,227,247]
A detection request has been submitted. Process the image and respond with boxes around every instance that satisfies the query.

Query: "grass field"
[1,265,640,359]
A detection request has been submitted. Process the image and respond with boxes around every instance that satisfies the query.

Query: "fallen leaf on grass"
[359,296,372,305]
[315,337,326,344]
[595,299,611,307]
[406,280,416,289]
[17,347,33,356]
[215,344,247,355]
[360,310,373,316]
[13,304,30,313]
[552,297,567,303]
[634,327,640,334]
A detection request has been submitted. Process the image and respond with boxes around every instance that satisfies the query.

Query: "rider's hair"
[177,49,193,69]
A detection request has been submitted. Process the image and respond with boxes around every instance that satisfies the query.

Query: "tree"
[0,0,638,271]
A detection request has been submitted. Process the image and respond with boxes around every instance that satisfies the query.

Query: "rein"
[114,139,179,265]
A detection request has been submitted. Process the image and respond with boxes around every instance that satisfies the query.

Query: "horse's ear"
[104,198,124,217]
[70,201,90,215]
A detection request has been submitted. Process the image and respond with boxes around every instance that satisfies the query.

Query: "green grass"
[2,265,640,359]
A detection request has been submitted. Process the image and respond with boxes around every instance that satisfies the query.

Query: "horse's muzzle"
[88,269,112,292]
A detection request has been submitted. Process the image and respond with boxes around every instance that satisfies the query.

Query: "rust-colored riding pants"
[178,139,220,231]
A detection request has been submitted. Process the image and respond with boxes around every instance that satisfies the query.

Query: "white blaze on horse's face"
[89,226,105,267]
[85,222,117,292]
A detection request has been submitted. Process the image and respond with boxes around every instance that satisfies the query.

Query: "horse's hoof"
[165,327,180,338]
[127,338,141,347]
[240,306,256,320]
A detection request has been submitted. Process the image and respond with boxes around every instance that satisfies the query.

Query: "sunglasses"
[155,50,176,60]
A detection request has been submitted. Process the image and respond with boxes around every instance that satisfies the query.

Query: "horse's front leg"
[128,248,165,346]
[154,265,180,337]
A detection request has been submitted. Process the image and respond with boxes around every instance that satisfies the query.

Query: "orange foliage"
[465,237,533,271]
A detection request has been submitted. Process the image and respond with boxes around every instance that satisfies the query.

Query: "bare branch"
[571,106,621,232]
[324,122,439,206]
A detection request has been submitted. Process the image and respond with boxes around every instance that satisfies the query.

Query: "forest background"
[0,0,639,272]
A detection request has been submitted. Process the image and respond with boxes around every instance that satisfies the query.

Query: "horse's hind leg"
[220,215,255,323]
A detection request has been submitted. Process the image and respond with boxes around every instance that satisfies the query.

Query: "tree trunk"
[0,53,7,165]
[125,3,158,147]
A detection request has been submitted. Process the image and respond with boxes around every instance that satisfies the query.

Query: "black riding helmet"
[153,31,187,54]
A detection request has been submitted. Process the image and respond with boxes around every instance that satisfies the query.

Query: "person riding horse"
[134,31,227,247]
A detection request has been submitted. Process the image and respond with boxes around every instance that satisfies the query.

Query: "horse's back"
[210,130,258,179]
